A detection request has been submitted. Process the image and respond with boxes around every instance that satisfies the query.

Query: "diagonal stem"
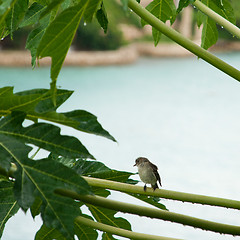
[75,216,181,240]
[127,0,240,81]
[83,176,240,210]
[56,189,240,236]
[193,0,240,39]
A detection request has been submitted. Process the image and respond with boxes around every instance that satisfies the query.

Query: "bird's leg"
[144,184,147,192]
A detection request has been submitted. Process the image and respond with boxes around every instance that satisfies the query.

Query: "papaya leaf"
[37,0,102,82]
[25,16,51,67]
[142,0,176,46]
[35,224,66,240]
[0,180,20,238]
[96,2,108,33]
[17,159,91,238]
[200,14,218,50]
[0,87,72,117]
[39,0,65,19]
[177,0,196,13]
[75,214,98,240]
[30,196,42,218]
[19,2,46,28]
[87,205,131,236]
[0,111,94,159]
[128,193,168,211]
[102,233,118,240]
[197,0,235,49]
[5,0,29,37]
[73,159,133,182]
[0,87,115,141]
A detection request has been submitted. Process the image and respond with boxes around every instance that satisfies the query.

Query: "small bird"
[134,157,162,191]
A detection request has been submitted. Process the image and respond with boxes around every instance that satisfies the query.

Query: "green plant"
[0,0,240,239]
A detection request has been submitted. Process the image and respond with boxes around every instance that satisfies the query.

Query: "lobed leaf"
[142,0,176,46]
[96,2,108,34]
[200,14,218,50]
[35,224,66,240]
[73,159,133,182]
[0,87,72,117]
[5,0,29,36]
[177,0,196,13]
[0,87,115,141]
[0,111,94,159]
[197,0,236,49]
[25,16,51,67]
[19,2,46,28]
[0,180,20,238]
[87,205,131,239]
[75,214,98,240]
[37,0,102,82]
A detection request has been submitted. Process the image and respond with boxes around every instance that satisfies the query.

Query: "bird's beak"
[133,163,136,167]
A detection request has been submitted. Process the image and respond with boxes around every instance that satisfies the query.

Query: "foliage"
[0,0,240,239]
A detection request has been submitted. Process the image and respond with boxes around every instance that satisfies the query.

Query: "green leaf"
[0,131,92,238]
[177,0,196,13]
[96,2,108,33]
[39,0,65,19]
[142,0,176,46]
[17,159,91,238]
[35,224,66,240]
[5,0,29,36]
[0,180,20,238]
[25,16,50,67]
[0,87,115,142]
[0,111,94,159]
[19,2,46,28]
[30,196,42,218]
[0,87,72,116]
[74,159,133,182]
[102,232,118,240]
[197,0,236,49]
[0,0,15,28]
[129,193,168,210]
[37,0,102,82]
[75,214,98,240]
[200,14,218,49]
[88,205,131,234]
[61,110,116,141]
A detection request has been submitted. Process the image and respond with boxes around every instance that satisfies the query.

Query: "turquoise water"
[2,53,240,240]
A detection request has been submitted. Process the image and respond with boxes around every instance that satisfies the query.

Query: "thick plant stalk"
[127,0,240,82]
[56,189,240,236]
[193,0,240,39]
[83,176,240,210]
[75,216,181,240]
[1,165,240,210]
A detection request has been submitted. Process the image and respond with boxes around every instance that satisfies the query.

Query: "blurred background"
[1,0,240,239]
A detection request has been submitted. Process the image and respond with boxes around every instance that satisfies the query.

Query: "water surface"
[2,53,240,240]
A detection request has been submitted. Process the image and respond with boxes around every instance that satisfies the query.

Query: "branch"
[127,0,240,82]
[193,0,240,39]
[75,216,181,240]
[83,176,240,210]
[56,189,240,236]
[1,165,240,210]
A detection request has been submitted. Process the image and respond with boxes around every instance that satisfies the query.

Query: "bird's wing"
[150,162,162,187]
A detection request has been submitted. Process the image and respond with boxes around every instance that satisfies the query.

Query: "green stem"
[193,0,240,39]
[75,216,181,240]
[83,176,240,210]
[56,189,240,236]
[127,0,240,82]
[1,165,240,210]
